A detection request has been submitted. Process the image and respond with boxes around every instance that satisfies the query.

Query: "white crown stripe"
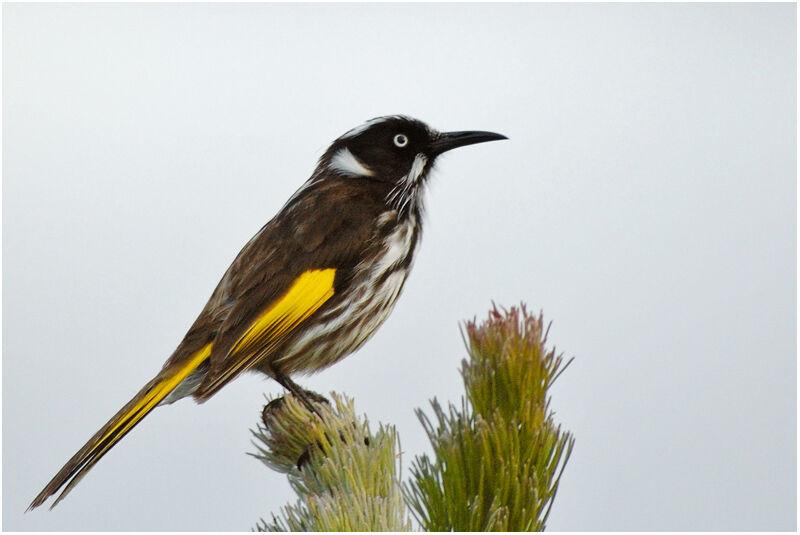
[341,115,408,139]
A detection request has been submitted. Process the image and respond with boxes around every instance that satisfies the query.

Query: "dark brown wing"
[29,175,392,510]
[192,175,390,399]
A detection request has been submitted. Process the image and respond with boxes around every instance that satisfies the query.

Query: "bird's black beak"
[428,130,508,156]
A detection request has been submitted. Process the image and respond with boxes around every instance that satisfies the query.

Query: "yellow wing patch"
[231,268,336,356]
[33,270,335,509]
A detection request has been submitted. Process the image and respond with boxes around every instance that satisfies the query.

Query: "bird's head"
[318,115,507,212]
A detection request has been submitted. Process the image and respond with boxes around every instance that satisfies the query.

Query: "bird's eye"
[393,134,409,148]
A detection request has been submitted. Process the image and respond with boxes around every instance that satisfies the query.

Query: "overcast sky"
[3,3,795,531]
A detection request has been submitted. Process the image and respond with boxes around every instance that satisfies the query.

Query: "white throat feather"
[387,153,429,214]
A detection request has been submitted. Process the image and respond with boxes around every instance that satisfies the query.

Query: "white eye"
[393,134,409,147]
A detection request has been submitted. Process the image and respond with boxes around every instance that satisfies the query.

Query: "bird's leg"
[271,371,327,418]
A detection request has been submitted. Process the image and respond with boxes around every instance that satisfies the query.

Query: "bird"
[28,115,506,510]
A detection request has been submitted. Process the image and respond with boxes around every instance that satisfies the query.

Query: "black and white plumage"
[29,115,506,510]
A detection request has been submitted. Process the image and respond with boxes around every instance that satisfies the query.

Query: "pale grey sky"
[3,3,795,531]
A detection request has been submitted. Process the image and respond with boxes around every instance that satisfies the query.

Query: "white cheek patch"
[329,148,375,177]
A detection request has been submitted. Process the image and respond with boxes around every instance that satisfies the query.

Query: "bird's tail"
[28,343,213,510]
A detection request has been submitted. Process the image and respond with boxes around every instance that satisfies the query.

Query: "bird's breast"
[370,212,420,275]
[270,212,421,374]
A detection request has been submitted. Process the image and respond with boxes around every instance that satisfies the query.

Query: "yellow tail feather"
[28,343,213,510]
